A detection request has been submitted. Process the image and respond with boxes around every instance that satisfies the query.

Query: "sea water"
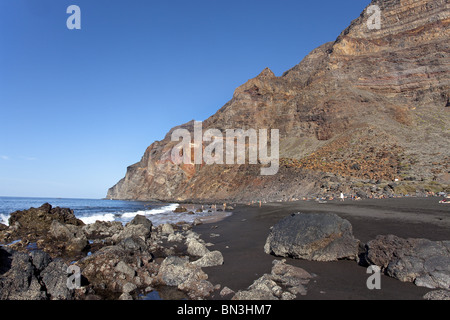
[0,196,225,226]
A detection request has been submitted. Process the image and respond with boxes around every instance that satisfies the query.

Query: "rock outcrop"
[232,259,313,300]
[364,234,450,289]
[264,213,360,261]
[5,203,84,241]
[107,0,450,202]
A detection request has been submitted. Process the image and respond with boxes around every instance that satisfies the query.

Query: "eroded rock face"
[264,213,360,261]
[365,235,450,289]
[107,0,450,202]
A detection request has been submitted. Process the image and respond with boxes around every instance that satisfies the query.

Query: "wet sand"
[193,197,450,300]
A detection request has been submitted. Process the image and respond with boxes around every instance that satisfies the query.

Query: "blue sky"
[0,0,369,199]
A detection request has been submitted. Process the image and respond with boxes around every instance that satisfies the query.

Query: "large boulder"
[155,256,215,299]
[7,203,84,240]
[40,259,74,300]
[264,213,360,261]
[49,220,89,254]
[186,238,210,257]
[192,251,224,267]
[82,221,124,239]
[365,235,450,289]
[0,247,46,300]
[0,247,73,300]
[112,215,152,243]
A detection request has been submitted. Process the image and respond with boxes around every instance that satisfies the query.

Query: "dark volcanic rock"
[82,221,124,239]
[264,213,360,261]
[0,247,73,300]
[0,248,46,300]
[49,220,88,254]
[365,235,450,289]
[127,214,153,231]
[7,203,84,241]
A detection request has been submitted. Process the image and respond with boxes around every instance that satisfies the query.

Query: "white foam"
[120,204,180,219]
[0,214,9,226]
[80,213,116,225]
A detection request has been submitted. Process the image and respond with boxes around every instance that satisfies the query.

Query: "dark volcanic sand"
[193,197,450,300]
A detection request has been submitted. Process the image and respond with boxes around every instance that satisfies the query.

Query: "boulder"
[40,259,73,300]
[49,220,88,253]
[423,290,450,300]
[264,213,360,261]
[119,237,148,253]
[0,247,73,300]
[160,223,175,235]
[156,256,207,286]
[365,235,450,289]
[78,244,156,295]
[233,260,312,300]
[127,215,153,231]
[155,256,214,299]
[186,238,210,257]
[6,203,84,241]
[0,247,46,300]
[173,207,187,213]
[82,221,123,239]
[30,250,52,271]
[113,216,152,243]
[192,251,224,267]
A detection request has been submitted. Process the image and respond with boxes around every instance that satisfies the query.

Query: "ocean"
[0,197,225,226]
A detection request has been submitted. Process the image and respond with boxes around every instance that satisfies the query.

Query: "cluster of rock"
[264,212,450,299]
[232,260,313,300]
[0,203,225,300]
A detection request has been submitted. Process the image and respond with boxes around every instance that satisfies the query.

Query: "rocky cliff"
[108,0,450,202]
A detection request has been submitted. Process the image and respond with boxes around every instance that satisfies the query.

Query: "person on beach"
[340,192,345,202]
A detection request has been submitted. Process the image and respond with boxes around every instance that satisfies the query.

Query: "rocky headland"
[107,0,449,203]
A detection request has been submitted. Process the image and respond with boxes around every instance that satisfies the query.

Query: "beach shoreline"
[193,197,449,300]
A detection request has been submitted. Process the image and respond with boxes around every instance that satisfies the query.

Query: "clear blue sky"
[0,0,370,199]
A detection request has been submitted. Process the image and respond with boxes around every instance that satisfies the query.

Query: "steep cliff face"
[108,0,449,202]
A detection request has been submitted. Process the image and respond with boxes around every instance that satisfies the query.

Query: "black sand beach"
[194,197,450,300]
